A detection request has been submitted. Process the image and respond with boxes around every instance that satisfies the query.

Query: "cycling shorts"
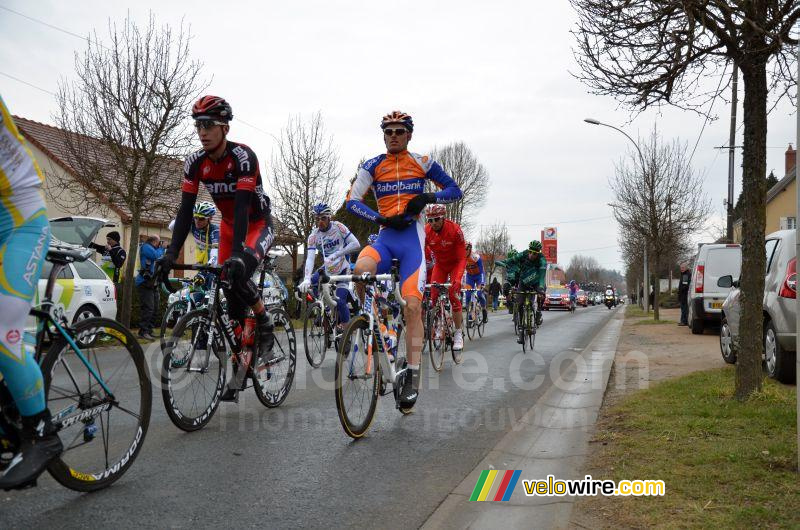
[357,222,426,301]
[429,259,466,312]
[0,190,49,417]
[465,273,483,288]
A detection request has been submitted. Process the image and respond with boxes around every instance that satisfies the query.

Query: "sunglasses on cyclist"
[427,217,443,223]
[383,128,408,137]
[194,119,227,130]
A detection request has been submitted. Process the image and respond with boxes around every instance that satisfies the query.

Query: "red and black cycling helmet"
[380,110,413,132]
[192,95,233,121]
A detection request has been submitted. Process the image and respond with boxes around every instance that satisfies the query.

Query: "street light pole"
[584,118,649,313]
[794,42,799,473]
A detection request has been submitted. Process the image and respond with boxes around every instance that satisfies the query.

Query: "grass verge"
[587,368,798,528]
[625,305,651,318]
[634,318,675,325]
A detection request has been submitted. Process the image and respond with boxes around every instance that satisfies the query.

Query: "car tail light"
[695,265,704,293]
[779,257,796,299]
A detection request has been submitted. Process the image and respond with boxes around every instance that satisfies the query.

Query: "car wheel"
[764,320,796,383]
[73,304,100,324]
[719,316,737,364]
[689,302,704,334]
[73,305,101,347]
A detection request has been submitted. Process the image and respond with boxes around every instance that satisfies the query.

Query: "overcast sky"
[2,0,797,271]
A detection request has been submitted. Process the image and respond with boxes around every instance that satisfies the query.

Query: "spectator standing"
[90,231,126,283]
[489,277,501,311]
[678,261,691,326]
[135,235,164,340]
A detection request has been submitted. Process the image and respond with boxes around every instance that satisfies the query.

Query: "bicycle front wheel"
[43,317,151,492]
[520,309,529,353]
[161,308,226,432]
[335,315,380,439]
[303,304,326,368]
[252,308,297,408]
[429,308,446,372]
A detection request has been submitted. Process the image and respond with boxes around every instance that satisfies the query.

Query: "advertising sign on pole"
[541,227,558,264]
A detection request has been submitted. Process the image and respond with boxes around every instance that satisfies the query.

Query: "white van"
[688,243,742,334]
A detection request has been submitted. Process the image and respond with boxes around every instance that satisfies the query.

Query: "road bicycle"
[321,260,411,439]
[426,282,461,372]
[516,290,542,353]
[159,261,296,432]
[160,275,210,347]
[0,243,151,491]
[463,288,486,341]
[299,279,342,368]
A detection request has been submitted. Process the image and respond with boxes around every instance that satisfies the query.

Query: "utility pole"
[727,62,738,242]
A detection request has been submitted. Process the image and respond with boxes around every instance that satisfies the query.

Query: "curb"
[422,309,624,530]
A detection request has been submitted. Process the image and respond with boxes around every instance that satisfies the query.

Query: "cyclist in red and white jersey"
[424,203,467,350]
[158,95,276,402]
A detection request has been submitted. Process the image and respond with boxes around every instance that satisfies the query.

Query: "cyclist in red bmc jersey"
[158,95,276,402]
[424,203,467,351]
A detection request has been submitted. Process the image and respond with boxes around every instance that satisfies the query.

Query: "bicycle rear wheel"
[43,317,151,492]
[253,308,297,408]
[160,300,188,348]
[429,307,445,372]
[161,308,225,432]
[478,305,486,337]
[466,301,476,341]
[335,315,380,439]
[520,308,529,353]
[303,304,326,368]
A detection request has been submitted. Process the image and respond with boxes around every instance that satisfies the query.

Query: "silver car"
[719,229,796,383]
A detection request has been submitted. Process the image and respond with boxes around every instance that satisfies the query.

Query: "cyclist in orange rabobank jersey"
[346,111,462,410]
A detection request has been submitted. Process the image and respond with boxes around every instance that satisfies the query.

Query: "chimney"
[786,143,796,176]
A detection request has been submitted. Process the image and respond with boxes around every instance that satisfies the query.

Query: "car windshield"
[49,217,109,247]
[549,288,568,295]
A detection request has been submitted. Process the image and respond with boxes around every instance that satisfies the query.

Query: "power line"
[559,244,618,253]
[0,71,56,96]
[482,215,614,228]
[0,5,111,51]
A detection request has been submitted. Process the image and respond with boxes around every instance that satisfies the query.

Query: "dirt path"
[570,308,727,529]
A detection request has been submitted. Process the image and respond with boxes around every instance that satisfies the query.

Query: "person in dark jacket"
[90,231,127,283]
[678,261,691,326]
[135,235,164,340]
[489,277,501,311]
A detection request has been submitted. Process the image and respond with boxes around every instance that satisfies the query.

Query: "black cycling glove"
[404,193,436,216]
[379,214,413,231]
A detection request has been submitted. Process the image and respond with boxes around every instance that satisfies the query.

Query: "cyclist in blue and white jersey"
[0,96,62,489]
[298,203,360,327]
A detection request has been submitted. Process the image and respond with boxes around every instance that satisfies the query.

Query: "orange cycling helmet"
[380,110,413,132]
[426,203,446,218]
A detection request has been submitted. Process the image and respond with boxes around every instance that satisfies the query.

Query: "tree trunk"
[736,63,768,400]
[652,253,660,320]
[120,216,141,328]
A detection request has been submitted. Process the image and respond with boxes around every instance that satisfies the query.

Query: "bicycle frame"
[323,272,405,385]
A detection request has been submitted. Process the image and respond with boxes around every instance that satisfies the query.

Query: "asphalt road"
[1,304,620,528]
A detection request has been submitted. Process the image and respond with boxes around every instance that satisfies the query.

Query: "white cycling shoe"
[453,330,464,351]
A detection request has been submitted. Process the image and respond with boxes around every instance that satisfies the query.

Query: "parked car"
[577,290,588,307]
[719,229,796,383]
[37,216,118,325]
[688,243,742,334]
[543,287,570,310]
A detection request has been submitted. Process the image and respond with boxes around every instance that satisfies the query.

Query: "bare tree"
[566,254,602,283]
[476,221,510,281]
[53,13,205,326]
[571,0,800,398]
[610,128,710,320]
[430,142,489,233]
[270,112,342,265]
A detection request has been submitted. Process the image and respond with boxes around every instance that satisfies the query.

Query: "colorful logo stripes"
[469,469,522,502]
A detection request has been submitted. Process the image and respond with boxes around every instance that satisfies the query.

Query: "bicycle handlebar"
[319,260,406,308]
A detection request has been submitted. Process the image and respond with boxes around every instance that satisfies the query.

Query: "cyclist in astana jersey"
[298,203,360,328]
[347,111,462,409]
[424,203,466,351]
[0,95,62,489]
[464,242,488,323]
[158,95,276,402]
